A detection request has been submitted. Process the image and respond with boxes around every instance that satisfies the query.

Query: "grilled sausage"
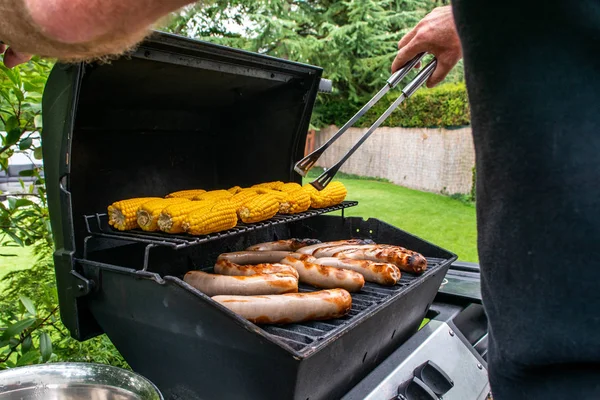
[212,289,352,324]
[312,244,379,258]
[217,251,293,265]
[296,239,376,255]
[184,270,298,297]
[214,259,300,279]
[312,257,401,286]
[280,255,365,292]
[335,245,428,274]
[246,238,321,252]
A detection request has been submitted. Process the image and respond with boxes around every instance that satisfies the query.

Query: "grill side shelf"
[84,201,358,250]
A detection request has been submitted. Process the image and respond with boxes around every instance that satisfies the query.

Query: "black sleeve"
[451,1,600,399]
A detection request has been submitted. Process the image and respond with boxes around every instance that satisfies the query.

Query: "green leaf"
[16,350,40,366]
[22,335,33,353]
[5,129,22,147]
[39,331,52,362]
[33,147,43,160]
[19,137,33,150]
[19,295,36,315]
[5,116,18,132]
[1,318,36,340]
[0,64,19,86]
[18,169,35,177]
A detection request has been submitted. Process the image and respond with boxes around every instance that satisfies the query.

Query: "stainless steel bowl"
[0,363,163,400]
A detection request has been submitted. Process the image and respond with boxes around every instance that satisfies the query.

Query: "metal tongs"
[295,54,438,190]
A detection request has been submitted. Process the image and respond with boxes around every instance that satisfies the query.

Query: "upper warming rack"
[84,201,358,251]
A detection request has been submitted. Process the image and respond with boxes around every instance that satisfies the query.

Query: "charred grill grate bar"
[84,201,358,250]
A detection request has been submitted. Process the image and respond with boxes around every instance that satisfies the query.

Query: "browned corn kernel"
[158,200,215,234]
[252,181,285,191]
[108,198,161,231]
[237,193,281,224]
[165,189,207,199]
[183,201,238,236]
[304,181,347,209]
[137,198,190,232]
[193,190,234,202]
[279,188,311,214]
[227,186,244,194]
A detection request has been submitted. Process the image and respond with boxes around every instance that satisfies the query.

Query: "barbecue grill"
[41,32,490,399]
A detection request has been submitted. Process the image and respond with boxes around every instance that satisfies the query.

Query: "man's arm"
[391,6,462,87]
[1,0,195,67]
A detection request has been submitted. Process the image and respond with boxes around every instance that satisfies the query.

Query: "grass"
[305,169,478,262]
[0,244,37,289]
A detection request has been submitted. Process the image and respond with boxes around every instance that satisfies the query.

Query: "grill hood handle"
[296,57,437,190]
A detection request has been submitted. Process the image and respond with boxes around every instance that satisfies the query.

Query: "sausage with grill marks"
[280,255,365,292]
[212,289,352,324]
[296,239,376,255]
[184,270,298,297]
[335,245,428,274]
[312,244,380,258]
[217,251,293,265]
[313,257,401,286]
[214,259,299,279]
[246,238,321,252]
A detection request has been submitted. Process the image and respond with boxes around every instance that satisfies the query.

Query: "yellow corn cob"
[158,200,215,234]
[253,181,285,191]
[230,188,260,211]
[237,193,281,224]
[183,201,238,236]
[193,190,234,202]
[279,183,303,193]
[108,198,161,231]
[137,198,190,232]
[279,188,311,214]
[304,182,347,209]
[254,188,287,202]
[228,186,244,194]
[165,189,206,199]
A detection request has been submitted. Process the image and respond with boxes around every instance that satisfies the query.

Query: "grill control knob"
[413,361,454,396]
[396,377,437,400]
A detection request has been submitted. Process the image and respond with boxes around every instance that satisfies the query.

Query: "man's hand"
[392,6,462,88]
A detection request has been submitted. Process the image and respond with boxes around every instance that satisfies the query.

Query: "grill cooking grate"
[257,257,447,354]
[84,201,358,250]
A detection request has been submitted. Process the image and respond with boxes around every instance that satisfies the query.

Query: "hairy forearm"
[25,0,195,44]
[0,0,196,62]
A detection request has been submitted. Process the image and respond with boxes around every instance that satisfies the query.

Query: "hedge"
[314,82,470,129]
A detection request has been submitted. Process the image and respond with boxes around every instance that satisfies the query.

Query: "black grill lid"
[42,32,323,339]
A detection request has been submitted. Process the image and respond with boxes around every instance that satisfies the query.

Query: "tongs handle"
[294,53,426,178]
[309,59,438,191]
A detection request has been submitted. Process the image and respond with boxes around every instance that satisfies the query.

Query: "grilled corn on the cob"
[238,193,280,223]
[183,201,238,235]
[253,181,285,191]
[137,198,190,232]
[304,182,347,208]
[193,190,234,202]
[165,189,206,199]
[108,198,160,231]
[227,186,244,194]
[158,200,215,234]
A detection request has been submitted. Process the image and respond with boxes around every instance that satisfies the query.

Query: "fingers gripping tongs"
[295,54,438,190]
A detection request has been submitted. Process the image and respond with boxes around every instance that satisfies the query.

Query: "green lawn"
[0,244,37,288]
[305,175,478,262]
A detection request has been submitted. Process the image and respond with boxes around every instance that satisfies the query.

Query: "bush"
[314,82,470,129]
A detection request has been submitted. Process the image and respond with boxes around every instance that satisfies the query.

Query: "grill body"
[41,32,456,399]
[80,215,454,400]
